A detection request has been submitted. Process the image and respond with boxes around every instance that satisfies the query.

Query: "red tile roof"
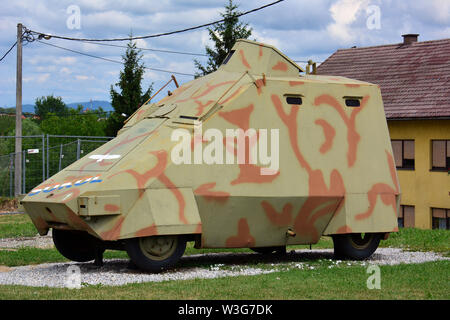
[316,38,450,119]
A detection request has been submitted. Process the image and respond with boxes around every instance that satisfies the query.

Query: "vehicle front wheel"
[125,235,186,273]
[332,233,382,260]
[52,229,101,262]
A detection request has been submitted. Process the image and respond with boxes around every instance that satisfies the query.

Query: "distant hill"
[7,101,113,114]
[66,101,113,112]
[19,104,35,113]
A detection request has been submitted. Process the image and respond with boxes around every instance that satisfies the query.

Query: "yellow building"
[389,120,450,228]
[317,34,450,229]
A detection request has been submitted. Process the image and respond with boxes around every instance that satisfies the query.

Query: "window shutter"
[391,141,403,167]
[403,206,415,228]
[403,140,414,160]
[432,140,446,167]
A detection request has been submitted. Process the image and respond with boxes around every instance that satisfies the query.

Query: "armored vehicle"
[21,40,400,272]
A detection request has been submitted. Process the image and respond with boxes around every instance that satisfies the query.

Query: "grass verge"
[381,228,450,253]
[0,214,37,238]
[0,217,448,300]
[0,260,448,299]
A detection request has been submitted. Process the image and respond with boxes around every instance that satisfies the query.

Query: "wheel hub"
[139,236,177,261]
[349,233,372,250]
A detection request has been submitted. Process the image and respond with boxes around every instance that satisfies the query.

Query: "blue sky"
[0,0,449,108]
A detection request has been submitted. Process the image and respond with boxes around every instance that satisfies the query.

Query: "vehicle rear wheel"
[251,246,286,254]
[125,235,186,273]
[332,233,382,260]
[52,229,101,262]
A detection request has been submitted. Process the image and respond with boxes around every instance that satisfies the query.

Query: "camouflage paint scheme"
[21,39,400,248]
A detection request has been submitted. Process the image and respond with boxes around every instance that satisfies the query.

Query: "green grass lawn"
[0,260,448,300]
[0,214,449,300]
[0,214,38,238]
[381,227,450,254]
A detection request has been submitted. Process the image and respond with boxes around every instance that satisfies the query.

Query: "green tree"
[3,119,44,195]
[0,116,15,136]
[34,95,69,122]
[194,0,252,76]
[0,107,16,114]
[39,105,107,136]
[9,118,42,137]
[106,38,153,136]
[1,118,43,155]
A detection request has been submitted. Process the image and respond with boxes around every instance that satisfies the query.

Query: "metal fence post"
[9,154,13,198]
[22,150,26,194]
[46,134,49,180]
[42,134,45,183]
[58,144,63,172]
[76,138,81,160]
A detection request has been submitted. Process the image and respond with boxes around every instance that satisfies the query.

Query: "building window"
[391,140,415,169]
[431,140,450,171]
[431,208,450,230]
[398,205,415,228]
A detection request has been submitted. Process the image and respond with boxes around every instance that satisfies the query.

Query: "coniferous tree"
[194,0,252,76]
[106,38,152,136]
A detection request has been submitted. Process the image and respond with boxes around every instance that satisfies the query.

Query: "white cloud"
[37,73,50,83]
[82,10,134,30]
[55,57,77,65]
[60,67,72,74]
[134,39,148,49]
[75,75,93,81]
[200,29,212,48]
[23,77,34,83]
[36,65,56,72]
[142,70,161,82]
[142,52,164,64]
[252,30,281,49]
[327,0,370,43]
[23,73,50,84]
[432,0,450,24]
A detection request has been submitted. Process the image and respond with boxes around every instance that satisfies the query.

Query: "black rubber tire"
[125,235,186,273]
[251,246,286,254]
[52,229,100,262]
[332,233,382,260]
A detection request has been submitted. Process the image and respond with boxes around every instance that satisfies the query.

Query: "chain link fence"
[45,135,112,179]
[0,135,113,197]
[0,153,14,198]
[0,135,45,197]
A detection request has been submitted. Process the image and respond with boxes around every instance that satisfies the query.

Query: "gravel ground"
[0,248,447,288]
[0,235,53,249]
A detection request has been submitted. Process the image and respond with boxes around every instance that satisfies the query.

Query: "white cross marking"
[88,154,121,163]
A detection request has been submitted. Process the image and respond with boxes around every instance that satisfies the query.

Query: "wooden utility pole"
[14,23,22,196]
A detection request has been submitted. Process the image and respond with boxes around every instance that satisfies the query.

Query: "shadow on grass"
[58,249,337,275]
[177,249,335,269]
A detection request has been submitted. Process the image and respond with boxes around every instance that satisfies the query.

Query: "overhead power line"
[81,41,207,57]
[36,40,195,77]
[37,40,122,64]
[0,41,17,62]
[28,0,285,42]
